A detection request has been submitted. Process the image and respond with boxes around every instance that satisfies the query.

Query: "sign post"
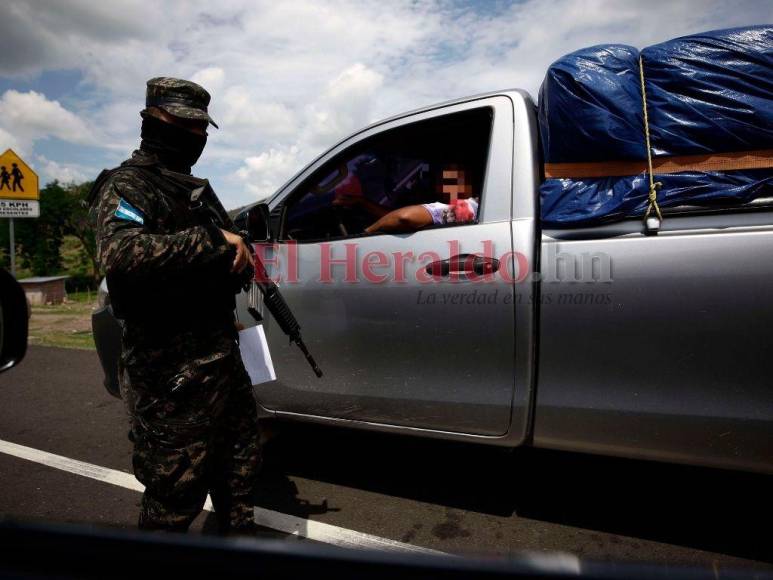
[0,149,39,277]
[8,217,13,276]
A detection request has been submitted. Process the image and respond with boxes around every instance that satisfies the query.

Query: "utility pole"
[8,217,14,278]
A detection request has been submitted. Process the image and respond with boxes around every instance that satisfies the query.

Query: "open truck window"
[282,106,493,242]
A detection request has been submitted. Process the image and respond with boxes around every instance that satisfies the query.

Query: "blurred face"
[141,106,209,168]
[439,164,473,203]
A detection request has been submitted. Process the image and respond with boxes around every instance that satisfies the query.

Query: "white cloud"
[302,63,384,148]
[235,146,301,201]
[0,0,770,207]
[0,0,153,76]
[229,62,384,199]
[218,86,298,139]
[191,67,226,95]
[34,155,91,184]
[0,127,24,157]
[0,90,97,154]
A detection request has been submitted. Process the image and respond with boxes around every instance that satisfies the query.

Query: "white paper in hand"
[238,325,276,385]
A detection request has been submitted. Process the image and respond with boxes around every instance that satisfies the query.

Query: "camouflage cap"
[145,77,219,128]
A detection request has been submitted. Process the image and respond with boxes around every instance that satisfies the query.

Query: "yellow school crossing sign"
[1,148,39,276]
[0,148,39,219]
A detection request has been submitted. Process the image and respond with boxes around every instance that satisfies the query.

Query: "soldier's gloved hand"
[220,229,255,273]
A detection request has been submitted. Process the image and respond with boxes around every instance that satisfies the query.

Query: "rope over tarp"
[638,55,663,225]
[537,26,773,228]
[540,56,773,227]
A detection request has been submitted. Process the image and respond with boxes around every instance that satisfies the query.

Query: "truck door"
[257,97,517,436]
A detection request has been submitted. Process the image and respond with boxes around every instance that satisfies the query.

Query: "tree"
[0,180,100,285]
[13,182,69,276]
[61,181,100,285]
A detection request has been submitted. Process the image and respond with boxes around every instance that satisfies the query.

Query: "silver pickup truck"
[93,90,773,474]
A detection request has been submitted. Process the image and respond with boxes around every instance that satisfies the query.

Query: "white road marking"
[0,438,443,555]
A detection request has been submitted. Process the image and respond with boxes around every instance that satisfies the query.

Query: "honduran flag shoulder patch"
[114,198,145,225]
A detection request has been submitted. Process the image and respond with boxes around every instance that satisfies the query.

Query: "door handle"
[425,254,500,277]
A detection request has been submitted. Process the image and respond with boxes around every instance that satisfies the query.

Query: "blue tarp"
[538,25,773,227]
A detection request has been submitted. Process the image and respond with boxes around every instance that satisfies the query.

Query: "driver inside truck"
[333,163,479,234]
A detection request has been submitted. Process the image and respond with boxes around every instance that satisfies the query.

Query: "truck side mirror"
[0,268,28,373]
[235,203,272,243]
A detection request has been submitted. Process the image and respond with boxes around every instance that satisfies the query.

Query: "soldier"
[89,77,262,533]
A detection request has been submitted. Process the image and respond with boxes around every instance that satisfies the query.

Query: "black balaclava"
[140,114,207,174]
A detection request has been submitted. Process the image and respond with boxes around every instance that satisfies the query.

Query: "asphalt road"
[0,346,771,570]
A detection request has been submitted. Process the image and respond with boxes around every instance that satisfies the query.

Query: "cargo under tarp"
[538,25,773,227]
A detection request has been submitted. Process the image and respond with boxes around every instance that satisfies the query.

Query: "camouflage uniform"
[90,78,261,533]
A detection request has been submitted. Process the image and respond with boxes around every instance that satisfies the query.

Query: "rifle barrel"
[294,337,324,378]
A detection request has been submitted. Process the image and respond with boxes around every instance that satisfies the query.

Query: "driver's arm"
[332,192,390,219]
[364,205,433,234]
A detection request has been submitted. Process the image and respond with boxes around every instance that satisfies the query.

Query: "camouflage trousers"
[120,326,261,533]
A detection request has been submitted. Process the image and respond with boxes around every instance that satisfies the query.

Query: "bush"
[65,272,99,293]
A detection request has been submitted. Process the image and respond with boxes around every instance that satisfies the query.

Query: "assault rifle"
[190,179,323,378]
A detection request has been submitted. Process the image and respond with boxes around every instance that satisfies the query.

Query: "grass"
[28,329,96,350]
[4,234,102,350]
[28,296,97,351]
[66,290,98,303]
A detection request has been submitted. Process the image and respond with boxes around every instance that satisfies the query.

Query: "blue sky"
[0,0,771,209]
